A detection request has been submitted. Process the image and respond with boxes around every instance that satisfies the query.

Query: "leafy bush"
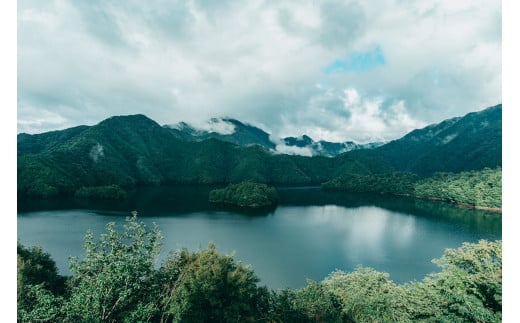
[63,213,162,322]
[159,243,270,322]
[427,240,502,322]
[292,280,344,322]
[322,267,410,322]
[17,243,67,322]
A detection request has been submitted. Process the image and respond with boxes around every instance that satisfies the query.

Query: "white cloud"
[18,0,501,141]
[386,100,426,132]
[89,143,104,163]
[269,87,425,143]
[341,89,426,142]
[193,118,236,135]
[17,104,70,133]
[343,88,360,106]
[273,144,314,157]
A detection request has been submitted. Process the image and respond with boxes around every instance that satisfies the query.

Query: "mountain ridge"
[17,104,502,198]
[164,118,385,157]
[347,104,502,175]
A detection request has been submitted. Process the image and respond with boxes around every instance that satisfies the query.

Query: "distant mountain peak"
[283,135,314,148]
[165,117,385,157]
[164,117,276,149]
[98,114,161,129]
[204,118,237,135]
[364,104,502,175]
[277,134,385,157]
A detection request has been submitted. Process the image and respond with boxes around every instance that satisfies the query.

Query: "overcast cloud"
[18,0,501,143]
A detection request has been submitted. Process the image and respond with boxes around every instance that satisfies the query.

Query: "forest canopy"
[322,167,502,209]
[209,181,278,208]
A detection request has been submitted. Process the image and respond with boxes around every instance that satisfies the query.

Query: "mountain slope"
[18,115,389,197]
[17,125,90,156]
[347,104,502,175]
[17,104,502,198]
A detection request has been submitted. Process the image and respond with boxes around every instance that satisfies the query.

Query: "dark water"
[17,186,502,289]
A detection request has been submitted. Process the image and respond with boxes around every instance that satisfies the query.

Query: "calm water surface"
[17,186,501,289]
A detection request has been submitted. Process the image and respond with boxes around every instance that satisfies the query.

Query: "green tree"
[159,242,270,322]
[292,280,343,322]
[268,289,311,322]
[209,181,278,207]
[17,243,66,294]
[17,284,65,323]
[62,213,162,322]
[322,267,409,322]
[428,240,502,322]
[17,243,67,322]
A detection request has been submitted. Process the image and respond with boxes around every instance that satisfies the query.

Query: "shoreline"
[325,190,502,214]
[413,195,502,214]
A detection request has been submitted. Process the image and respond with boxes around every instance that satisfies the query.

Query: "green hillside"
[347,104,502,175]
[18,105,502,199]
[322,167,502,209]
[17,115,389,198]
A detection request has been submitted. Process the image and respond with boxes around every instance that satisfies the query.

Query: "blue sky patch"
[325,46,385,74]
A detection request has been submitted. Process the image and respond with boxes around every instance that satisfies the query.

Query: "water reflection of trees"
[277,187,501,235]
[19,186,502,235]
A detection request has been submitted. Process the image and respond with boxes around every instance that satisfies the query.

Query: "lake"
[17,186,502,289]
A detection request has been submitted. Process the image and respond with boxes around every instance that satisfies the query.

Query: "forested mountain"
[17,115,389,198]
[347,104,502,175]
[17,125,90,156]
[17,104,502,198]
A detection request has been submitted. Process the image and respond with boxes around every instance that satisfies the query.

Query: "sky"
[18,0,501,143]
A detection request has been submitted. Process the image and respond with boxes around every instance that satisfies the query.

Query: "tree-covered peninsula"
[18,215,502,322]
[322,167,502,211]
[209,181,278,208]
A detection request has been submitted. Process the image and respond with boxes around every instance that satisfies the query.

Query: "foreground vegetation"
[322,167,501,210]
[209,181,278,207]
[18,215,502,322]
